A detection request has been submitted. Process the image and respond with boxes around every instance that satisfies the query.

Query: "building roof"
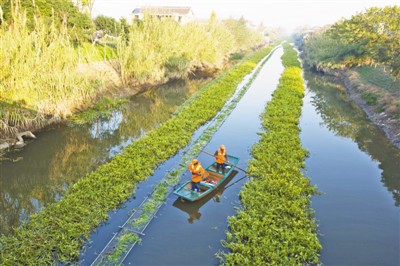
[132,6,193,16]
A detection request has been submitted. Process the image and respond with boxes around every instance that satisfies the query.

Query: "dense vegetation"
[116,16,234,86]
[298,6,400,127]
[0,0,93,40]
[93,15,129,37]
[0,1,266,141]
[220,43,321,265]
[300,6,400,77]
[96,48,277,265]
[0,3,99,138]
[0,47,273,265]
[356,66,400,93]
[223,16,265,51]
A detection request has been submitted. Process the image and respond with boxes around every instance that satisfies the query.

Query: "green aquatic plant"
[281,42,301,68]
[105,233,140,264]
[221,44,321,265]
[82,46,278,265]
[0,46,274,265]
[71,97,128,124]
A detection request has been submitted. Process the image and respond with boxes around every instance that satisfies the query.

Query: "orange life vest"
[216,148,226,164]
[189,163,204,183]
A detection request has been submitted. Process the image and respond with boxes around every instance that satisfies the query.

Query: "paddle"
[223,174,250,189]
[200,149,248,174]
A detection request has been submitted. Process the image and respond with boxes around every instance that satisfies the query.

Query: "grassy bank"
[298,7,400,78]
[0,5,103,139]
[0,46,274,265]
[115,16,264,87]
[346,67,400,116]
[341,67,400,148]
[96,47,277,265]
[0,3,265,142]
[220,43,321,265]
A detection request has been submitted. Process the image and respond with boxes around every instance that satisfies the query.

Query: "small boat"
[173,155,240,202]
[172,170,238,223]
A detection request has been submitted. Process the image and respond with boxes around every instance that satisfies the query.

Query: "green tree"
[94,14,120,36]
[223,17,263,50]
[119,17,130,36]
[76,0,95,16]
[1,0,93,41]
[303,6,400,77]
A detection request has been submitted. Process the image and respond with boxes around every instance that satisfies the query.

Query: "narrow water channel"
[5,48,395,265]
[120,47,285,265]
[300,72,400,265]
[0,79,203,235]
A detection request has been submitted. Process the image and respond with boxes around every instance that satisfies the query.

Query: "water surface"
[122,47,285,265]
[0,79,203,235]
[300,72,400,265]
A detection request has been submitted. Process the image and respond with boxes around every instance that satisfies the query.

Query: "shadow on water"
[172,170,239,224]
[0,100,45,139]
[0,79,204,235]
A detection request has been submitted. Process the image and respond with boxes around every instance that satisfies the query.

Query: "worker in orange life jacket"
[188,159,205,193]
[214,144,228,174]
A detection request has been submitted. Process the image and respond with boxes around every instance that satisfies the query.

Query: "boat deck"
[173,155,239,201]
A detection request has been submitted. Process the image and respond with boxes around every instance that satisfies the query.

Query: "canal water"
[121,48,285,265]
[0,79,204,235]
[300,72,400,265]
[2,46,399,266]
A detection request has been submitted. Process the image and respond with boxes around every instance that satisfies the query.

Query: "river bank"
[0,47,274,265]
[0,61,219,153]
[314,68,400,149]
[341,70,400,149]
[300,69,400,266]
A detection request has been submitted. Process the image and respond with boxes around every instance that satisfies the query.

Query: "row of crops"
[0,46,274,265]
[220,43,321,265]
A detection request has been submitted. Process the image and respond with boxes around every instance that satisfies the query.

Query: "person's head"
[220,144,225,150]
[192,159,199,165]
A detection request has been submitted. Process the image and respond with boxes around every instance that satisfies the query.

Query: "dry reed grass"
[0,3,100,138]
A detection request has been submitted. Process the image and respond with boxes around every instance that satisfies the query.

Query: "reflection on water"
[172,170,238,224]
[90,110,124,138]
[305,72,400,205]
[0,79,204,235]
[302,70,400,265]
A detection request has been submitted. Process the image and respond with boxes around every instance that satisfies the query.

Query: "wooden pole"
[200,149,248,174]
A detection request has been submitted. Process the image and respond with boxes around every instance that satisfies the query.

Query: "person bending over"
[188,159,205,193]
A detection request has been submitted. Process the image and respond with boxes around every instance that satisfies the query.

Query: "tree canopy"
[302,6,400,77]
[223,17,264,50]
[0,0,93,41]
[93,15,122,36]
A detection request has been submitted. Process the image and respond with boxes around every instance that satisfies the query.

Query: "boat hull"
[173,155,240,202]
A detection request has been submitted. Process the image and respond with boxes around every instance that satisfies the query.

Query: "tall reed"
[115,16,262,87]
[0,47,273,265]
[0,2,98,137]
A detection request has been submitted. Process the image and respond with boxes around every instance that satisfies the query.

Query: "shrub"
[362,92,378,105]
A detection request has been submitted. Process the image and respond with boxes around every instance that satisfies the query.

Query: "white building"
[132,6,194,24]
